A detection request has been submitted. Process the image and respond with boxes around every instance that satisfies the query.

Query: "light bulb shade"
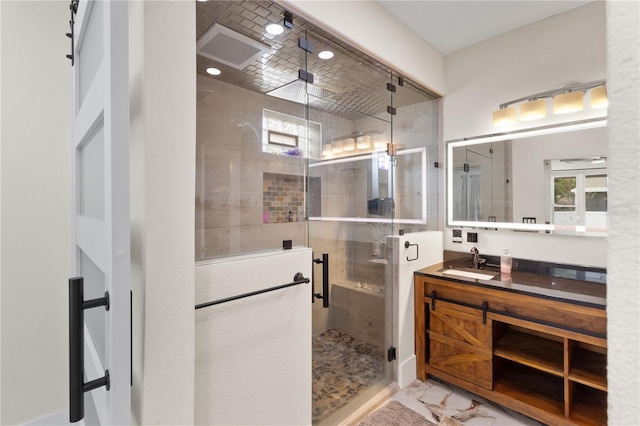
[553,91,584,114]
[519,99,547,121]
[342,138,355,151]
[591,85,608,108]
[373,134,386,149]
[322,143,332,155]
[493,107,516,127]
[356,136,371,149]
[331,139,343,153]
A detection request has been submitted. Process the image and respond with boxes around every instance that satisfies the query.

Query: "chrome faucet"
[470,247,486,269]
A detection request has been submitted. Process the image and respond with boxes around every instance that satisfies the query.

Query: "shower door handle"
[312,253,329,308]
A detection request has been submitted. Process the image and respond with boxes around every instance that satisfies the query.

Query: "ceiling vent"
[197,23,270,70]
[266,80,336,105]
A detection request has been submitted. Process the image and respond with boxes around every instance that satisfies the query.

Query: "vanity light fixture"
[492,80,606,127]
[553,91,583,114]
[519,99,546,121]
[332,139,343,154]
[591,85,608,108]
[373,134,387,150]
[356,135,371,149]
[342,138,355,151]
[206,67,222,76]
[493,106,517,127]
[322,143,332,156]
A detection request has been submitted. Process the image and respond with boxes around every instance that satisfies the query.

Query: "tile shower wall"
[196,74,353,260]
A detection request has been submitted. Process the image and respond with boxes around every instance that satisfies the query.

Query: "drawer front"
[428,299,493,390]
[422,277,606,337]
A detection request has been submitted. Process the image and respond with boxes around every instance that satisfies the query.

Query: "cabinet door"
[429,299,493,389]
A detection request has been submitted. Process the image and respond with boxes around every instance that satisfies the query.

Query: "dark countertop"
[416,256,606,308]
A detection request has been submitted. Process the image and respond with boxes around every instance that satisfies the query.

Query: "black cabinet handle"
[69,277,110,422]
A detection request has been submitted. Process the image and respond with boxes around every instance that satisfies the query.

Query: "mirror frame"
[446,118,607,233]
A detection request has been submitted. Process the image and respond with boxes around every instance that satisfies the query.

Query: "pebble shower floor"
[312,329,385,424]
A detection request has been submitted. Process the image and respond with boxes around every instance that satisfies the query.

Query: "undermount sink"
[442,269,496,280]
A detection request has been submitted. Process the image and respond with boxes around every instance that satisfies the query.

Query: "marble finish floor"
[312,329,386,424]
[390,379,544,426]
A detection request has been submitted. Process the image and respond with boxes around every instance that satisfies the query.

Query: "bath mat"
[358,400,436,426]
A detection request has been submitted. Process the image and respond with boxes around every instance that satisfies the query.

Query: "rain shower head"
[266,79,335,104]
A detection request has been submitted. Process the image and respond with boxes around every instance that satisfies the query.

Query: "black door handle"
[312,253,329,308]
[69,277,110,422]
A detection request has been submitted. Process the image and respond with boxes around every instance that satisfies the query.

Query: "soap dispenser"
[500,249,512,275]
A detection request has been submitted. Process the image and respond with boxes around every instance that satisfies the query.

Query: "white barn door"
[69,0,130,424]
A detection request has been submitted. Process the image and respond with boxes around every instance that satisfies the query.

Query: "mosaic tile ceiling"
[196,0,440,120]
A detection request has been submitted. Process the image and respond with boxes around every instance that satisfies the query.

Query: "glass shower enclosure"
[194,1,440,424]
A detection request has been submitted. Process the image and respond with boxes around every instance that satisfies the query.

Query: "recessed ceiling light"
[318,50,334,60]
[266,24,284,35]
[206,67,221,76]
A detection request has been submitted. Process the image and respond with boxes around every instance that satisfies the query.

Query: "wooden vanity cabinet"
[415,275,607,426]
[427,299,493,389]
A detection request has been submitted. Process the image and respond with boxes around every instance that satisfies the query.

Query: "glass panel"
[81,250,106,366]
[306,27,395,426]
[392,76,441,229]
[585,174,607,234]
[394,149,426,222]
[586,174,607,211]
[554,176,577,227]
[79,124,104,220]
[194,1,307,261]
[78,0,103,107]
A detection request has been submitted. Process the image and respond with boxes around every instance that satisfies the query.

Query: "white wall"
[443,2,607,265]
[444,1,606,140]
[606,1,640,423]
[128,2,195,424]
[195,249,312,425]
[388,232,442,389]
[0,2,72,423]
[280,0,445,96]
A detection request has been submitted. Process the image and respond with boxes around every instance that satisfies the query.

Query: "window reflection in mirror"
[447,119,607,236]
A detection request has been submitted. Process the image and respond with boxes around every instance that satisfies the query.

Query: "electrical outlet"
[467,232,478,243]
[452,229,462,243]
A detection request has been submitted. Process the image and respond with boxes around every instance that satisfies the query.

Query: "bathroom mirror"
[447,119,607,236]
[309,147,427,224]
